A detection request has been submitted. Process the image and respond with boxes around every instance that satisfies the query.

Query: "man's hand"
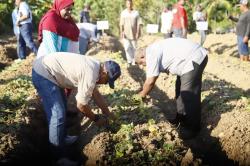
[139,76,158,99]
[243,36,249,43]
[137,92,151,103]
[94,114,109,127]
[106,112,116,121]
[138,91,146,99]
[182,28,187,38]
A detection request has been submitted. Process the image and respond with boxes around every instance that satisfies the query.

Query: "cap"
[239,0,248,5]
[104,60,121,89]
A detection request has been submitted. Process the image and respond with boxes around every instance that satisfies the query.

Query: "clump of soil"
[0,36,18,68]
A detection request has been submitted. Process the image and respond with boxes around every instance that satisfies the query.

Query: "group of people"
[120,0,204,67]
[160,0,206,45]
[10,0,249,165]
[12,0,98,62]
[159,0,250,62]
[229,0,250,61]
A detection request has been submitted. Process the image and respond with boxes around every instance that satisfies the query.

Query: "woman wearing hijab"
[37,0,80,58]
[36,0,80,164]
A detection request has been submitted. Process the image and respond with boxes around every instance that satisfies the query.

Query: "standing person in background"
[193,4,207,46]
[15,0,37,61]
[12,5,21,62]
[172,0,188,38]
[161,4,174,38]
[77,22,99,55]
[120,0,142,67]
[229,0,250,61]
[80,3,91,23]
[37,0,80,58]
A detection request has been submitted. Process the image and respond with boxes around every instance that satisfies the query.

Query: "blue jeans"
[17,33,26,59]
[16,34,20,59]
[173,28,184,38]
[32,69,67,159]
[237,35,249,56]
[19,23,37,59]
[199,30,206,46]
[79,36,89,55]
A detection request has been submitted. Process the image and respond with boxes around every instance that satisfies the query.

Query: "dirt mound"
[86,35,124,56]
[0,37,18,60]
[212,109,250,165]
[83,132,111,165]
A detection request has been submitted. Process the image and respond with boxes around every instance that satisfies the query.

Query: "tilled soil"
[0,33,249,165]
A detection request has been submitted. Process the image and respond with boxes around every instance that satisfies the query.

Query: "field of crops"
[0,34,249,165]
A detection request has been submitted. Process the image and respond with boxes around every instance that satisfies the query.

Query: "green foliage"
[0,0,52,34]
[0,0,14,33]
[29,0,52,27]
[0,0,245,35]
[113,123,134,158]
[74,0,124,35]
[0,75,33,108]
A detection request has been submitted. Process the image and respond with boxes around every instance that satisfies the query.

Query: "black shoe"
[178,127,199,140]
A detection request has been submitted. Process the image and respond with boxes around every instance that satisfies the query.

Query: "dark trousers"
[175,56,208,131]
[19,23,37,59]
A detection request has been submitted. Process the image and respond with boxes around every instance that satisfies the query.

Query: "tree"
[0,0,243,36]
[200,0,233,32]
[0,0,51,34]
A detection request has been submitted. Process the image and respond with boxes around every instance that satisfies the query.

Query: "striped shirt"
[37,30,79,58]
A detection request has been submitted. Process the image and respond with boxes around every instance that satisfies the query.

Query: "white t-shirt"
[161,11,174,33]
[146,38,207,77]
[120,9,142,40]
[33,52,100,105]
[193,11,205,22]
[77,23,98,42]
[18,1,32,24]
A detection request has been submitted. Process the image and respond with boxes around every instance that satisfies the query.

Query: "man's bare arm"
[92,88,111,116]
[77,103,95,121]
[139,76,158,98]
[180,17,187,38]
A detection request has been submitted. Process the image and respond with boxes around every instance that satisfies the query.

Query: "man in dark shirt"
[229,0,250,61]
